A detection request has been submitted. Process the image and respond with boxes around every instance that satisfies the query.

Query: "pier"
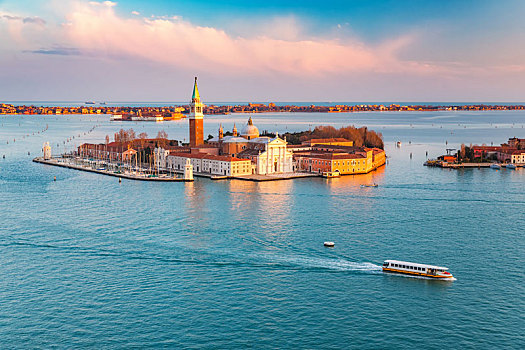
[424,161,524,169]
[33,157,193,182]
[33,156,319,182]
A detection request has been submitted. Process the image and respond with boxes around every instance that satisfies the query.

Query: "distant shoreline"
[2,102,525,117]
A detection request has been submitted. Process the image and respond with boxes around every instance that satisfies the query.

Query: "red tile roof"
[168,152,250,162]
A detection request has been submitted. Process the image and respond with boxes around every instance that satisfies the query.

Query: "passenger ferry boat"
[382,260,454,280]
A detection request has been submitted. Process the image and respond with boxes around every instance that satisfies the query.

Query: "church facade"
[209,117,294,175]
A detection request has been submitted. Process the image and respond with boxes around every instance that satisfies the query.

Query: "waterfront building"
[79,143,139,162]
[189,77,204,147]
[472,146,501,159]
[497,149,525,164]
[293,145,385,175]
[167,152,252,176]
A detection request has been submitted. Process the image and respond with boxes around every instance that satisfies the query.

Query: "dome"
[240,117,260,140]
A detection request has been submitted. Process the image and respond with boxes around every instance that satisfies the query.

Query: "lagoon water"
[0,111,524,348]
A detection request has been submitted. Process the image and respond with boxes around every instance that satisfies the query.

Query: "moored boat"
[382,260,454,280]
[506,163,516,169]
[322,171,340,178]
[490,163,501,169]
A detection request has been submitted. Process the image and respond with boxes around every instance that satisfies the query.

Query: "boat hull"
[382,267,454,279]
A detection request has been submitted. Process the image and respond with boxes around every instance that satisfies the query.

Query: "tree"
[156,130,168,148]
[157,130,168,139]
[281,125,384,149]
[138,132,148,148]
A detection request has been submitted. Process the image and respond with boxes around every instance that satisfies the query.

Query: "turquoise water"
[0,112,524,348]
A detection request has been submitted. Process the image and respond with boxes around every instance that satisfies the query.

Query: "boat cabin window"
[383,262,389,267]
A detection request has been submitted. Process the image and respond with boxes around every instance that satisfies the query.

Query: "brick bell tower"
[189,77,204,147]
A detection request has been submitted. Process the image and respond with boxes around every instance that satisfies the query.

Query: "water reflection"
[324,165,386,191]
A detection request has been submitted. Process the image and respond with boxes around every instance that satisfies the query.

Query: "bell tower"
[189,77,204,147]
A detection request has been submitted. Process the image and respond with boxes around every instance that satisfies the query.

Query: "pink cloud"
[60,1,428,76]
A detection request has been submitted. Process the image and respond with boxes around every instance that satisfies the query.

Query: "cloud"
[1,14,46,26]
[29,47,81,56]
[22,17,47,26]
[131,11,140,16]
[88,1,116,7]
[54,1,429,77]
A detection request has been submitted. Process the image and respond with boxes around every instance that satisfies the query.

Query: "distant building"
[471,146,500,159]
[507,137,525,149]
[497,149,525,164]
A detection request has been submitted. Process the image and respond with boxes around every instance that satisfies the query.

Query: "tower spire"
[192,76,200,102]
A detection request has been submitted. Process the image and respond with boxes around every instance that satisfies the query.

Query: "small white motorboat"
[324,241,335,247]
[506,164,517,169]
[490,163,501,169]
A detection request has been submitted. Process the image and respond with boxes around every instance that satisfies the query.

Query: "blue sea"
[0,111,524,348]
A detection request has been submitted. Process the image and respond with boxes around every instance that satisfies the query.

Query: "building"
[237,136,295,174]
[189,77,204,147]
[240,117,260,140]
[507,137,525,149]
[166,152,252,176]
[471,146,501,159]
[208,117,294,175]
[497,149,525,164]
[293,145,385,175]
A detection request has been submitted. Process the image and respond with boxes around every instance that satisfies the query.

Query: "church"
[158,78,295,176]
[209,117,294,175]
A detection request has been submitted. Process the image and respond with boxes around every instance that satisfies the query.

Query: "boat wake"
[261,254,382,273]
[2,239,381,275]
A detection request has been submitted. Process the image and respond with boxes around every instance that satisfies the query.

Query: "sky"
[0,0,524,102]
